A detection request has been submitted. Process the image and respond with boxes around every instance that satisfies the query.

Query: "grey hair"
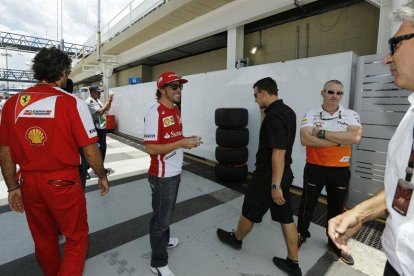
[323,80,343,90]
[392,1,414,22]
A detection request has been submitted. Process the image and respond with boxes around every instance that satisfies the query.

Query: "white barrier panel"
[109,51,357,188]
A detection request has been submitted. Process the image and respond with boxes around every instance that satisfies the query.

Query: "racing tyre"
[215,108,248,128]
[216,128,249,148]
[215,163,248,182]
[215,146,248,164]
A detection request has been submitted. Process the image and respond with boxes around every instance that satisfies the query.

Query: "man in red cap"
[144,72,202,276]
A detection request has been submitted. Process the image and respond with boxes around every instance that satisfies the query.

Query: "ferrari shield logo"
[20,95,31,107]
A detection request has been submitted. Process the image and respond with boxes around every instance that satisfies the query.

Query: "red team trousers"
[20,168,88,276]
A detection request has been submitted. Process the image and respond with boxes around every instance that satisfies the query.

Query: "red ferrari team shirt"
[144,102,183,177]
[0,84,98,172]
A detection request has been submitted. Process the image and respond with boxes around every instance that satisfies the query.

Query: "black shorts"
[242,168,294,224]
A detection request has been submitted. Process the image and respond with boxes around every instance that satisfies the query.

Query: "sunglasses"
[388,33,414,55]
[165,83,183,90]
[325,89,344,96]
[253,90,262,99]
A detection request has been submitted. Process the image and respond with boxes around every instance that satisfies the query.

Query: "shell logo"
[26,127,47,145]
[163,118,171,125]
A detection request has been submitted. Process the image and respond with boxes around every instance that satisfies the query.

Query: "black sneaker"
[216,228,242,250]
[272,257,302,276]
[298,233,306,248]
[327,243,354,266]
[104,168,114,176]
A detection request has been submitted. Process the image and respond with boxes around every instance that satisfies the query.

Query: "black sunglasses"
[164,83,183,90]
[325,89,344,96]
[388,33,414,55]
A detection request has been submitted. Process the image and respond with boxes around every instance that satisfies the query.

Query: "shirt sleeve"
[0,100,12,146]
[86,99,99,115]
[347,110,361,127]
[144,107,160,144]
[300,111,314,129]
[266,113,287,150]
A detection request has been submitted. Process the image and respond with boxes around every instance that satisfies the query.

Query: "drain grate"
[291,193,384,250]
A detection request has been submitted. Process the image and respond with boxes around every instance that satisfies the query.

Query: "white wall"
[109,51,356,188]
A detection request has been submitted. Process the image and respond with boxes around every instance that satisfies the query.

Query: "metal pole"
[57,0,59,41]
[97,0,101,62]
[5,52,8,91]
[61,0,64,50]
[1,50,11,91]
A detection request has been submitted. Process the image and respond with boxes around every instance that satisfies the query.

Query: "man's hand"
[8,189,24,213]
[271,188,286,205]
[327,210,362,255]
[312,127,321,137]
[181,136,202,149]
[98,177,109,196]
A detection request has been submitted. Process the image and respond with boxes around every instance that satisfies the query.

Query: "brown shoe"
[327,243,354,266]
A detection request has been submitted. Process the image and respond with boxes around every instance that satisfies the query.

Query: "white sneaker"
[167,238,179,249]
[150,265,175,276]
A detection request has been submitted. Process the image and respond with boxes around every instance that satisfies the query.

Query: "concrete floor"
[0,135,386,276]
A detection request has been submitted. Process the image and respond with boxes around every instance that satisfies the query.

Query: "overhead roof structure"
[71,0,365,85]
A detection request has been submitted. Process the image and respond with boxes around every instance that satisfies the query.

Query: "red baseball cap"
[157,71,188,89]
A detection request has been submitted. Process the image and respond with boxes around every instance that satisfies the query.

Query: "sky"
[0,0,143,89]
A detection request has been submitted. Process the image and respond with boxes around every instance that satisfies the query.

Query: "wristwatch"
[317,129,326,139]
[272,184,281,190]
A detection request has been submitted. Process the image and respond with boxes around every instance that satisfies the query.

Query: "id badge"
[392,179,414,216]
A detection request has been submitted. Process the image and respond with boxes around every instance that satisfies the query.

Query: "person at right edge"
[328,2,414,275]
[216,77,301,276]
[297,80,362,265]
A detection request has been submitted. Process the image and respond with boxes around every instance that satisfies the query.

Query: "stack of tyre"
[215,108,249,182]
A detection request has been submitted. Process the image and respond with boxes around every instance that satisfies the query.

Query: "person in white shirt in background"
[86,85,114,178]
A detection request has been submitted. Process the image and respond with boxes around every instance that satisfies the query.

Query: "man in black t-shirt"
[216,77,301,276]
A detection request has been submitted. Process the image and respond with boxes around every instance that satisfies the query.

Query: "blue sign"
[128,77,142,84]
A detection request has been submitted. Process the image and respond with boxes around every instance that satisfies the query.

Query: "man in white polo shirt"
[298,80,362,265]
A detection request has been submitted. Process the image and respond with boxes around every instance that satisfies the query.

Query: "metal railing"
[80,0,166,57]
[0,31,95,57]
[0,68,35,83]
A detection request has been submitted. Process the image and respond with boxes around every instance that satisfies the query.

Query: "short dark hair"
[32,47,71,83]
[156,89,161,100]
[64,78,74,93]
[323,80,343,90]
[253,77,278,96]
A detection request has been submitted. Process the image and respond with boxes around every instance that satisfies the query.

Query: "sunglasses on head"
[388,33,414,55]
[164,83,183,91]
[325,89,343,96]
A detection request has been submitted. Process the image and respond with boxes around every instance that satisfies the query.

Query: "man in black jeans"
[298,80,362,265]
[143,72,201,276]
[216,77,301,276]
